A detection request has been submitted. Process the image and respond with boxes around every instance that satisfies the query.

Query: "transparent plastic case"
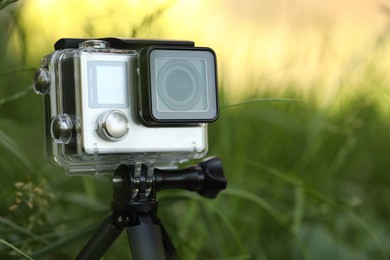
[34,40,210,175]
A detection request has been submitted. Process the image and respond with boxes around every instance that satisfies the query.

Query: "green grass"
[208,91,390,259]
[1,1,390,259]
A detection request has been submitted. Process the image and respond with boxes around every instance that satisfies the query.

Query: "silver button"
[80,40,110,49]
[97,111,129,141]
[50,114,73,144]
[33,68,51,95]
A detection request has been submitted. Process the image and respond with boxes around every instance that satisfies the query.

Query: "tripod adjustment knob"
[154,157,227,199]
[197,157,227,199]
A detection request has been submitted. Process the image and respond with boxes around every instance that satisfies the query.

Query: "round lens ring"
[166,69,193,102]
[157,60,202,111]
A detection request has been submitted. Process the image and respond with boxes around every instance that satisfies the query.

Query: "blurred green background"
[1,0,390,259]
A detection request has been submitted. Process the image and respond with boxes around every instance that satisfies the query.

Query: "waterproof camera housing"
[33,38,219,175]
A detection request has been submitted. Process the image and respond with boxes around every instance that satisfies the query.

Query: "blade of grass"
[307,188,388,259]
[224,156,386,257]
[292,185,305,236]
[0,128,32,168]
[31,223,99,258]
[159,191,251,258]
[225,186,289,225]
[0,238,33,259]
[204,201,252,259]
[221,98,300,109]
[0,216,49,244]
[130,4,171,37]
[0,68,36,78]
[223,156,303,186]
[0,85,33,106]
[0,0,17,11]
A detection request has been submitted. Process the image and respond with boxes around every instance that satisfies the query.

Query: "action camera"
[33,38,219,175]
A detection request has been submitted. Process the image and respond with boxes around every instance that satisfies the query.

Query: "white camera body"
[34,38,218,175]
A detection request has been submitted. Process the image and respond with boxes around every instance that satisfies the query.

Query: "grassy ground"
[1,1,390,259]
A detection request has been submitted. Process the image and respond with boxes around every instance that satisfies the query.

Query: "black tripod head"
[76,157,227,260]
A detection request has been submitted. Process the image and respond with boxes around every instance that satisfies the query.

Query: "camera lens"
[157,61,202,111]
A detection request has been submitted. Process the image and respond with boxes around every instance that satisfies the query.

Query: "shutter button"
[97,110,129,141]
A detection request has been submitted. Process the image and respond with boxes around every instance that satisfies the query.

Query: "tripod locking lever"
[155,157,227,199]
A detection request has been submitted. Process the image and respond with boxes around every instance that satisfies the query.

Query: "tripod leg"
[76,214,124,260]
[127,214,166,260]
[157,218,177,258]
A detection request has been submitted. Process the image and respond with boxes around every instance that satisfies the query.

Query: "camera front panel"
[78,50,207,155]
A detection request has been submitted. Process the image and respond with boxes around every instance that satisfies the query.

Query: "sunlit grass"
[15,0,390,101]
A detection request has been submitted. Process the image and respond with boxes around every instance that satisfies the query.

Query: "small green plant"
[9,179,54,230]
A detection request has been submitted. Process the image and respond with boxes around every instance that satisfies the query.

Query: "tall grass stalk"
[0,239,32,259]
[0,0,17,11]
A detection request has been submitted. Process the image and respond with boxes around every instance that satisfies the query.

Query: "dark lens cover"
[140,46,219,126]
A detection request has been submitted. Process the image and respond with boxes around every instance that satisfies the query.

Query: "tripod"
[76,157,227,259]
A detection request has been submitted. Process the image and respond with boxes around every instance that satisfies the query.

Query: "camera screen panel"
[88,61,129,108]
